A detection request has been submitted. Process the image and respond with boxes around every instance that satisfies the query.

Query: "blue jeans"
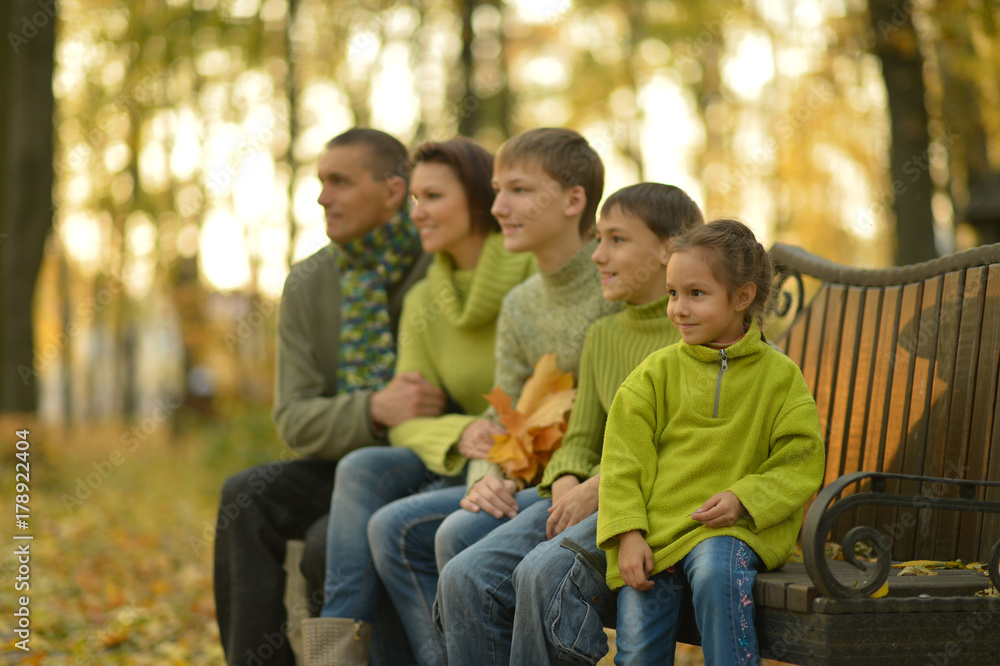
[368,484,546,665]
[320,447,452,624]
[615,536,762,666]
[436,502,613,666]
[511,511,613,666]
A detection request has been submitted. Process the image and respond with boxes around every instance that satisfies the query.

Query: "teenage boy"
[213,128,441,666]
[364,127,620,665]
[435,183,704,665]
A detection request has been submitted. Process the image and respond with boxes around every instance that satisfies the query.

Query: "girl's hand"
[691,491,744,528]
[617,530,654,590]
[460,474,519,519]
[546,475,599,539]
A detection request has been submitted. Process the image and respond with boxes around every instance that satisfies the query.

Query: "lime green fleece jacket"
[537,293,679,497]
[597,325,825,590]
[388,233,535,475]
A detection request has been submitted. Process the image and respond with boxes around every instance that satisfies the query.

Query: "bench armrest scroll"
[801,471,1000,598]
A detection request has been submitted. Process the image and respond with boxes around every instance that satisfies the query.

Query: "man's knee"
[367,504,398,559]
[434,513,466,568]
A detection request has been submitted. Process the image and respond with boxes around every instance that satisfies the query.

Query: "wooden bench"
[287,242,1000,665]
[676,241,1000,664]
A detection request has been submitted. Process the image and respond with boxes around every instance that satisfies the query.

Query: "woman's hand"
[691,491,744,528]
[460,474,519,519]
[617,530,654,590]
[546,475,599,539]
[456,419,506,460]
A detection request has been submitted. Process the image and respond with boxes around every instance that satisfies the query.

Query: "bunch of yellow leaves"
[486,353,576,487]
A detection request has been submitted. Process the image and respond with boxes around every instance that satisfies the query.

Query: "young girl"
[596,219,826,665]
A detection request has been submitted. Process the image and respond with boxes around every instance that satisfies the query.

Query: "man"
[213,128,443,666]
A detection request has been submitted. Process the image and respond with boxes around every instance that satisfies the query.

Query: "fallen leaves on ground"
[0,413,279,665]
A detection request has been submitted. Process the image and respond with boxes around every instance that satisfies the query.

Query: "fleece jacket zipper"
[713,348,728,418]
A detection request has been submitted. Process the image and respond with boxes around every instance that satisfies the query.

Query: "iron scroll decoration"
[766,263,805,323]
[801,471,1000,598]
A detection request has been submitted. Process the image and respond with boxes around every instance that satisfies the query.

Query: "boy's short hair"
[495,127,604,237]
[601,183,704,240]
[326,128,410,184]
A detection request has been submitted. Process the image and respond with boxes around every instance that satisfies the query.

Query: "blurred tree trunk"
[286,0,300,264]
[0,0,56,414]
[934,2,996,245]
[457,0,510,140]
[867,0,937,264]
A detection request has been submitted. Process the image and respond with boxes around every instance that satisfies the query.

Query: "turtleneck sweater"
[388,233,536,475]
[465,238,623,488]
[537,292,678,496]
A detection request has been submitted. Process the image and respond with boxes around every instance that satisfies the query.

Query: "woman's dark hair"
[668,218,774,327]
[407,138,499,236]
[600,183,704,240]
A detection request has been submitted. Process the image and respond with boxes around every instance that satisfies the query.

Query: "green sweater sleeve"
[386,283,464,472]
[538,329,605,496]
[727,371,826,531]
[596,377,659,549]
[389,413,477,476]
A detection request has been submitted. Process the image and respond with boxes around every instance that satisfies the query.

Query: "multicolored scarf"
[335,210,422,393]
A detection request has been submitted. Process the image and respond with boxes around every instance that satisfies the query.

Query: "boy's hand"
[617,530,654,590]
[691,491,744,528]
[460,474,519,519]
[546,475,599,539]
[456,419,506,460]
[370,372,446,428]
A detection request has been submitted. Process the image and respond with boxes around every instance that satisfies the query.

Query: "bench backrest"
[768,242,1000,562]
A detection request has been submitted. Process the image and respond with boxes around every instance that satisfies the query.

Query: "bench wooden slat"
[817,284,847,486]
[932,267,985,560]
[854,288,886,533]
[821,287,866,534]
[895,276,943,558]
[800,284,829,396]
[834,287,868,480]
[863,286,898,475]
[879,284,924,560]
[979,266,1000,561]
[967,263,1000,560]
[916,270,963,559]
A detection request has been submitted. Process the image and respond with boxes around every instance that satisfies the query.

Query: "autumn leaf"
[869,581,890,598]
[486,353,576,487]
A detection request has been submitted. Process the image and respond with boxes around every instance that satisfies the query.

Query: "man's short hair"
[495,128,605,237]
[326,128,410,184]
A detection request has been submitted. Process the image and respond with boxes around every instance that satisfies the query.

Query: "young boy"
[365,128,620,665]
[434,182,704,665]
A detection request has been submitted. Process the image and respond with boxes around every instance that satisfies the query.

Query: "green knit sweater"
[597,325,825,590]
[537,293,678,497]
[388,233,535,475]
[465,239,623,488]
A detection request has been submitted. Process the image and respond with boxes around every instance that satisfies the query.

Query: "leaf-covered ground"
[0,411,787,665]
[0,408,279,665]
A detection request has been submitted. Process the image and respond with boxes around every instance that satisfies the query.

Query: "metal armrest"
[801,471,1000,598]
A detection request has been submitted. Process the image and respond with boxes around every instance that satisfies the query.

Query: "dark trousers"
[213,458,415,666]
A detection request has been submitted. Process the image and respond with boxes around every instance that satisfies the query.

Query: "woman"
[302,137,535,666]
